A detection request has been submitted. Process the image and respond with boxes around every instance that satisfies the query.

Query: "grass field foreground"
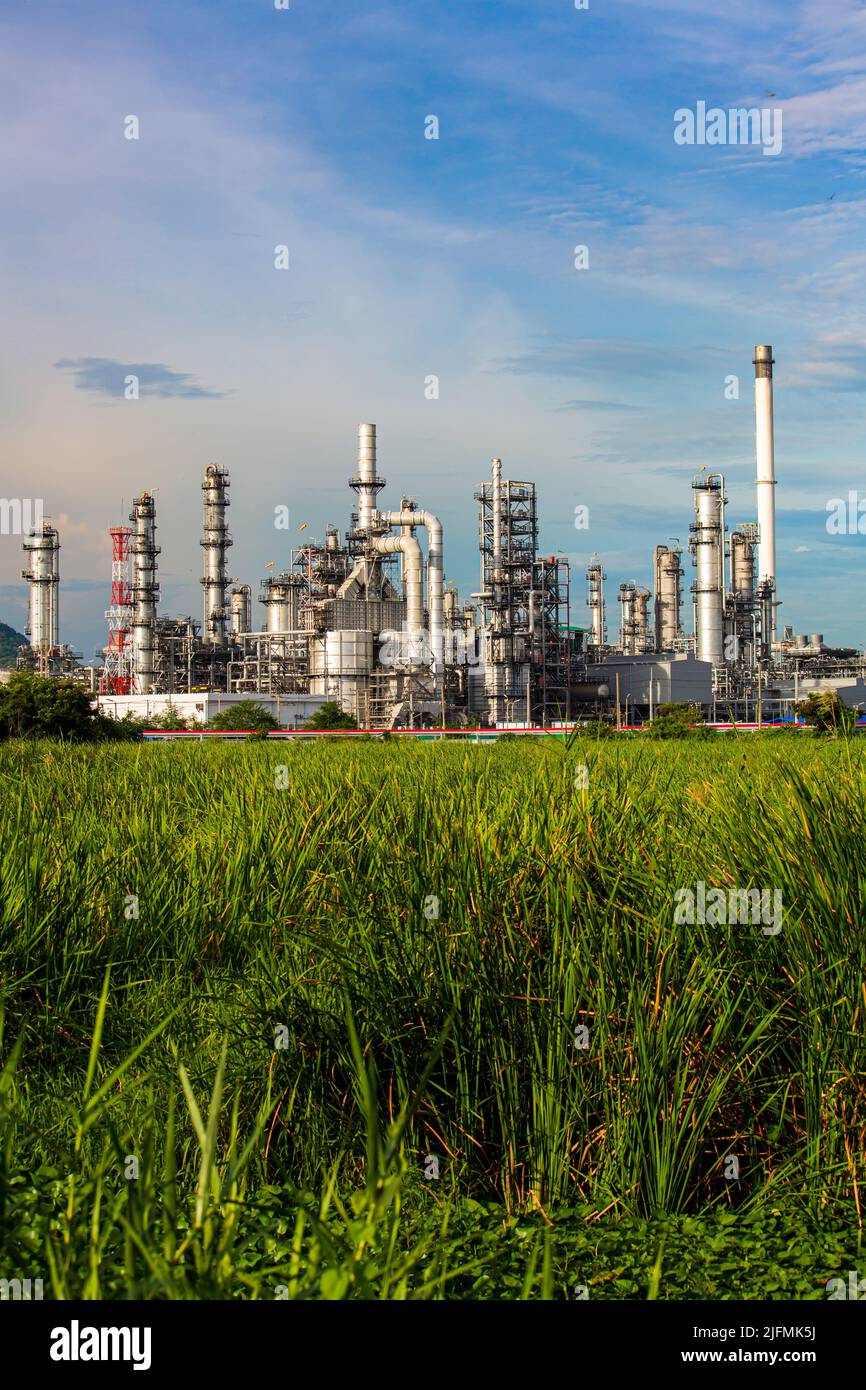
[0,736,863,1298]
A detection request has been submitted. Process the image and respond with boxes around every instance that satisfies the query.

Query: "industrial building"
[14,345,866,727]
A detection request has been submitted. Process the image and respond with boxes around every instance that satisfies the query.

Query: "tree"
[303,701,355,731]
[795,689,857,736]
[0,621,28,669]
[206,701,279,733]
[0,671,143,741]
[0,671,95,740]
[147,705,189,730]
[93,712,146,742]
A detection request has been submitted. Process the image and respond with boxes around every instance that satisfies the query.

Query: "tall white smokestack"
[354,423,383,532]
[754,345,776,640]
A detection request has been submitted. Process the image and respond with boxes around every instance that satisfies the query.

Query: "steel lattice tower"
[99,525,134,693]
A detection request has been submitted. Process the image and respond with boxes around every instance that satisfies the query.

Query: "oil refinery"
[15,346,866,727]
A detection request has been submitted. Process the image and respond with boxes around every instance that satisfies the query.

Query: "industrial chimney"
[351,424,385,532]
[754,345,777,645]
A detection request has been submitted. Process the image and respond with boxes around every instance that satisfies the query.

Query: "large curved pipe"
[372,534,424,638]
[377,508,443,684]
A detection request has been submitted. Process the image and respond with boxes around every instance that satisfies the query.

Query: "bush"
[578,719,615,738]
[647,703,712,740]
[92,712,147,743]
[147,706,190,731]
[0,672,143,742]
[206,701,280,733]
[795,689,857,736]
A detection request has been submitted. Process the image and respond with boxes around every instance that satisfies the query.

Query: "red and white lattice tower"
[99,526,134,694]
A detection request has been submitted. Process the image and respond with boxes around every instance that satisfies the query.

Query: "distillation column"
[619,583,636,654]
[690,475,726,667]
[22,522,60,669]
[129,492,160,694]
[730,531,755,605]
[653,545,683,652]
[586,558,606,651]
[201,465,231,644]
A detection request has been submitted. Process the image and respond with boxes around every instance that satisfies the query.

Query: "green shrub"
[795,689,857,737]
[0,672,143,741]
[206,701,280,733]
[647,702,712,739]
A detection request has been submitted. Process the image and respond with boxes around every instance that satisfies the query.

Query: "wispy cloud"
[555,398,645,413]
[784,332,866,392]
[54,357,227,399]
[494,336,686,380]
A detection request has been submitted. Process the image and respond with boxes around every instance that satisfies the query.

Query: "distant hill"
[0,620,28,668]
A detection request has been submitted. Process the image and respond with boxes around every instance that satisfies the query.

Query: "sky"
[2,0,866,655]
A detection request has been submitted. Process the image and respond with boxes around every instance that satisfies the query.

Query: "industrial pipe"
[378,508,443,682]
[372,534,424,637]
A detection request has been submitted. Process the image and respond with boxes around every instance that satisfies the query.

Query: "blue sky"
[2,0,866,654]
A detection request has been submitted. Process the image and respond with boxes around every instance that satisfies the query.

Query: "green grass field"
[0,736,863,1298]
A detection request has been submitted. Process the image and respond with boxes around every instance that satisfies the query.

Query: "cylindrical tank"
[730,531,754,601]
[690,477,725,666]
[310,630,374,677]
[572,682,610,702]
[654,545,682,651]
[810,634,823,651]
[262,573,302,634]
[310,630,374,713]
[230,584,252,637]
[22,523,60,652]
[795,634,808,650]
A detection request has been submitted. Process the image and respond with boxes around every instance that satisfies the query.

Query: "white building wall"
[97,692,326,729]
